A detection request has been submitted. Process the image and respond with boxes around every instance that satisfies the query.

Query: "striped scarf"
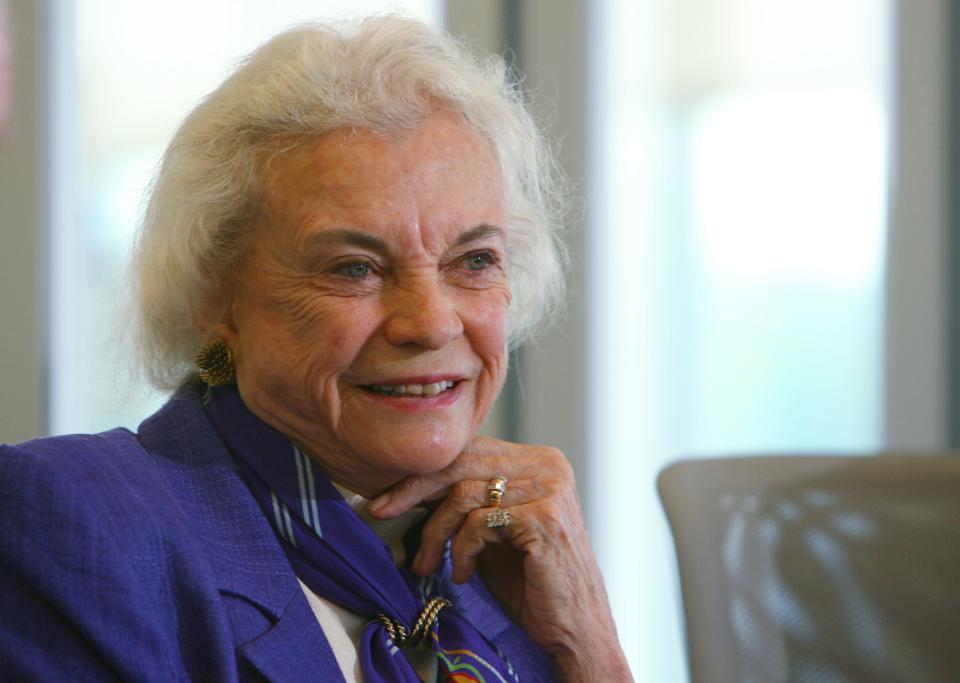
[204,384,517,683]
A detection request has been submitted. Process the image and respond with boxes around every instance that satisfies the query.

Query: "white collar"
[332,482,428,567]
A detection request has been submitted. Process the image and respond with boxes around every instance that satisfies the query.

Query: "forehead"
[257,112,505,251]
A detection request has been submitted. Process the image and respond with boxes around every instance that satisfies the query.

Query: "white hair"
[133,15,566,390]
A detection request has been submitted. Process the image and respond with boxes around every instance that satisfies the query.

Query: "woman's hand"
[368,436,633,682]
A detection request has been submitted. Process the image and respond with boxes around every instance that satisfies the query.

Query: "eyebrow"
[300,223,505,256]
[301,229,390,255]
[454,223,506,247]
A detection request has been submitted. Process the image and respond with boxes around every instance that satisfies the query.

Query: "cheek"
[464,288,511,374]
[469,286,511,340]
[294,312,381,381]
[316,324,376,371]
[267,285,370,350]
[235,292,375,393]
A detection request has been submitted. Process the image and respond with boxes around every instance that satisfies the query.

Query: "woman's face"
[217,112,510,497]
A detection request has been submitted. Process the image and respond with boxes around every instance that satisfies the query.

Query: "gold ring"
[487,476,508,508]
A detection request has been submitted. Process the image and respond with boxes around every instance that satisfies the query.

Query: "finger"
[369,440,571,518]
[368,449,540,518]
[366,471,457,519]
[448,506,519,584]
[413,477,542,575]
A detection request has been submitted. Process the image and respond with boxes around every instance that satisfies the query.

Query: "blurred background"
[0,0,953,679]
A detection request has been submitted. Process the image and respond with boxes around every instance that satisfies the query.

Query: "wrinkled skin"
[212,111,632,681]
[369,437,632,680]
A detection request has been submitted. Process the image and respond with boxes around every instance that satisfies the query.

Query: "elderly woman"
[0,16,630,683]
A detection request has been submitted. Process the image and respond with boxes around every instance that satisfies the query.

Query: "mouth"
[361,379,459,398]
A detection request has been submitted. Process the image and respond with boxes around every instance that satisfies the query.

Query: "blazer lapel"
[237,594,346,682]
[137,384,344,681]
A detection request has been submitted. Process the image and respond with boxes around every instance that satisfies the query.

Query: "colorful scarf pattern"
[204,385,518,683]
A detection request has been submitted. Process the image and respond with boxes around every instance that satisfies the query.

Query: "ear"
[194,293,240,347]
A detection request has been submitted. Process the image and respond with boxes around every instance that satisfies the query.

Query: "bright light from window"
[49,1,441,435]
[588,1,890,679]
[692,91,885,286]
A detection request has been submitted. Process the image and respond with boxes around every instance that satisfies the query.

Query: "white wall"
[0,0,46,443]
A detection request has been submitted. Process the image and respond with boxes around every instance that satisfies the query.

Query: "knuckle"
[542,473,573,495]
[450,482,483,513]
[540,475,566,496]
[451,480,475,501]
[548,450,575,478]
[534,446,573,480]
[466,507,490,527]
[537,502,569,539]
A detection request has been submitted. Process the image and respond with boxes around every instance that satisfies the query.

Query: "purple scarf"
[204,385,517,683]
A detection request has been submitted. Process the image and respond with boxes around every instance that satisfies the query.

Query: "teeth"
[368,380,455,397]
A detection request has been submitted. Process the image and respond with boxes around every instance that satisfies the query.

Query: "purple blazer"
[0,384,554,682]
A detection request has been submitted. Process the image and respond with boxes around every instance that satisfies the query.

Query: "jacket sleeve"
[0,437,185,682]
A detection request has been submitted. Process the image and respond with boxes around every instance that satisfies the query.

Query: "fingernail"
[368,492,391,513]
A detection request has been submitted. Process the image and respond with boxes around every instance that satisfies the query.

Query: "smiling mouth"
[361,380,458,398]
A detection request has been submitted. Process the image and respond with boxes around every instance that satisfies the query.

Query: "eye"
[334,261,372,278]
[462,251,498,271]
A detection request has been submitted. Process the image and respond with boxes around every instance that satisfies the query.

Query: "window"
[588,1,891,676]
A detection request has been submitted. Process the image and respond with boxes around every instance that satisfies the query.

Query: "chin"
[373,432,469,477]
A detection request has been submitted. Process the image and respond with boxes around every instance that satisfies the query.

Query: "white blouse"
[297,486,436,682]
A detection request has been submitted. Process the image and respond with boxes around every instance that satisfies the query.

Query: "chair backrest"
[658,455,960,683]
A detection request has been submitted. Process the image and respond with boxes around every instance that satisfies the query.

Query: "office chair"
[658,455,960,683]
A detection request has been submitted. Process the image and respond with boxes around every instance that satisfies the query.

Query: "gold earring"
[195,339,235,386]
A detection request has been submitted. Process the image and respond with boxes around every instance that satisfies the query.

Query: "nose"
[382,278,464,350]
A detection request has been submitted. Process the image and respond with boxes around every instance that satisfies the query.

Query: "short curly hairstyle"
[133,15,566,390]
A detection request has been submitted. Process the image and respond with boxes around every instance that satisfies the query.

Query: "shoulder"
[2,427,153,480]
[0,394,252,680]
[0,428,191,596]
[0,430,197,680]
[0,385,225,572]
[0,429,174,543]
[1,429,157,523]
[0,381,226,522]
